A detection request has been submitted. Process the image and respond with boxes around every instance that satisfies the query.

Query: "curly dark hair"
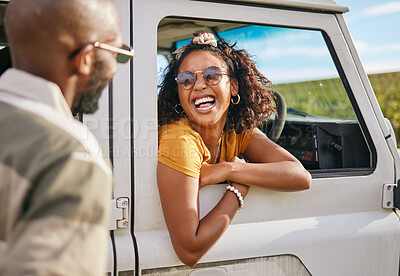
[158,36,275,133]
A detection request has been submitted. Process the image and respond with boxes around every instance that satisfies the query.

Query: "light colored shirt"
[0,69,112,276]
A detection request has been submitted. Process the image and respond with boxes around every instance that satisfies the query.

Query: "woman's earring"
[174,103,185,114]
[231,94,240,105]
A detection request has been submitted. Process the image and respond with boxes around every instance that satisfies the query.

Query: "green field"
[273,71,400,146]
[368,71,400,146]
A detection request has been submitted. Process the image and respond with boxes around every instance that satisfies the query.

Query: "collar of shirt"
[0,68,73,118]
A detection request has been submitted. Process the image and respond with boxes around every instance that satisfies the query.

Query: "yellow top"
[158,117,255,178]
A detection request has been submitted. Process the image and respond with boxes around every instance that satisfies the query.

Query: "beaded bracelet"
[224,185,244,210]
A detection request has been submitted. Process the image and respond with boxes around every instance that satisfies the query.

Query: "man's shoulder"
[0,101,111,180]
[0,100,85,151]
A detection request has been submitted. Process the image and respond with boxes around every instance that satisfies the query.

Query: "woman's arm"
[229,128,311,191]
[200,128,311,191]
[157,161,248,267]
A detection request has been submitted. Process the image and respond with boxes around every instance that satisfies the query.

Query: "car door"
[130,0,400,275]
[83,0,136,275]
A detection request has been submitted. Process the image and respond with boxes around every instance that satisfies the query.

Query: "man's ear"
[230,78,239,97]
[72,45,95,76]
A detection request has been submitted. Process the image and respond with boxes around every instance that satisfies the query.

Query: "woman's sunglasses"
[175,66,229,90]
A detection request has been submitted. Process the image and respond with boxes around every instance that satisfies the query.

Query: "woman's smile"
[193,95,216,111]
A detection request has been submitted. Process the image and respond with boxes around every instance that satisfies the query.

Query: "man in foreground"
[0,0,134,274]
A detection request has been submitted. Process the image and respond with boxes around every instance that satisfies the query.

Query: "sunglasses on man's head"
[175,66,229,90]
[68,41,135,64]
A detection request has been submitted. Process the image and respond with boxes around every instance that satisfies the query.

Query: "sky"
[338,0,400,74]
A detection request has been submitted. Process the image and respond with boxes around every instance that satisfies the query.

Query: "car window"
[157,18,374,174]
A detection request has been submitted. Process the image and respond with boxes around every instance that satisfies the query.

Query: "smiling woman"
[157,32,311,266]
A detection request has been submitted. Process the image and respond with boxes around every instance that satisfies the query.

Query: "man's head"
[5,0,127,114]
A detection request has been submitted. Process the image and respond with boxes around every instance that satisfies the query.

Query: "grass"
[368,71,400,146]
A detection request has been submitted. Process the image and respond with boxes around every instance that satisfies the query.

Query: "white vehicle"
[1,0,399,275]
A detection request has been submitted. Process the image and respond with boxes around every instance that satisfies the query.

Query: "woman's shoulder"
[158,117,203,146]
[158,118,210,177]
[159,117,192,133]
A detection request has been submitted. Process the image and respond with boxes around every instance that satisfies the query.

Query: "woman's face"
[177,50,238,132]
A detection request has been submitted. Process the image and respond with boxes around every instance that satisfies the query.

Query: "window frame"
[157,17,377,177]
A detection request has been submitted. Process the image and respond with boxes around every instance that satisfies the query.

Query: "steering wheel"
[267,90,287,142]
